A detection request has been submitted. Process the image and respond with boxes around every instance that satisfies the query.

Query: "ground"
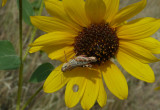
[0,0,160,110]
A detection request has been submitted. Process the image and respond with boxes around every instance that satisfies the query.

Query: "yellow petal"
[85,0,106,24]
[43,64,69,93]
[81,69,100,110]
[44,0,68,20]
[29,46,43,53]
[63,0,90,27]
[97,77,107,108]
[42,46,75,62]
[65,71,87,108]
[104,0,119,23]
[30,31,75,46]
[117,18,160,40]
[116,50,155,83]
[64,67,101,109]
[101,61,128,100]
[30,16,78,34]
[129,37,160,54]
[2,0,7,6]
[119,41,159,63]
[44,0,81,31]
[111,0,146,27]
[30,43,75,62]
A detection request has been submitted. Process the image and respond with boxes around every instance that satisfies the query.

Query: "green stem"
[16,0,23,109]
[21,86,43,110]
[23,0,44,62]
[20,1,44,110]
[23,27,37,61]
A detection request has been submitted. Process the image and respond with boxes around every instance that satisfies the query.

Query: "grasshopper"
[61,54,97,72]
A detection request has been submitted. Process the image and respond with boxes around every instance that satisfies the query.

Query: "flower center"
[74,23,119,65]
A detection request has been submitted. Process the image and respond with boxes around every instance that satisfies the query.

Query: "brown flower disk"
[74,23,119,65]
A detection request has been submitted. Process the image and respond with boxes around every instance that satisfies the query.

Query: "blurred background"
[0,0,160,110]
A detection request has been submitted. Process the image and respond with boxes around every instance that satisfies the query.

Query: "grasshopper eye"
[61,63,68,72]
[70,60,74,63]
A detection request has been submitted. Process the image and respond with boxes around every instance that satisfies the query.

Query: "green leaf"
[17,0,34,25]
[0,40,20,70]
[29,63,54,83]
[31,0,42,11]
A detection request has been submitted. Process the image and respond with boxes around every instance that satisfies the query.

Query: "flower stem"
[16,0,23,109]
[23,27,37,61]
[16,0,44,109]
[21,86,43,110]
[20,0,44,109]
[23,0,44,62]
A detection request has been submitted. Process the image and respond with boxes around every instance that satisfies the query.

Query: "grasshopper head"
[61,63,69,72]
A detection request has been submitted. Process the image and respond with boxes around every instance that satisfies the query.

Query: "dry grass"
[0,0,160,110]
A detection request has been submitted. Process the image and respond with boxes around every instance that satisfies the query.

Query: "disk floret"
[74,23,119,65]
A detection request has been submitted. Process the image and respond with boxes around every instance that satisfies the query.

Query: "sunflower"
[2,0,7,6]
[29,0,160,109]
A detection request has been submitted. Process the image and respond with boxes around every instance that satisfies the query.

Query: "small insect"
[61,55,97,72]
